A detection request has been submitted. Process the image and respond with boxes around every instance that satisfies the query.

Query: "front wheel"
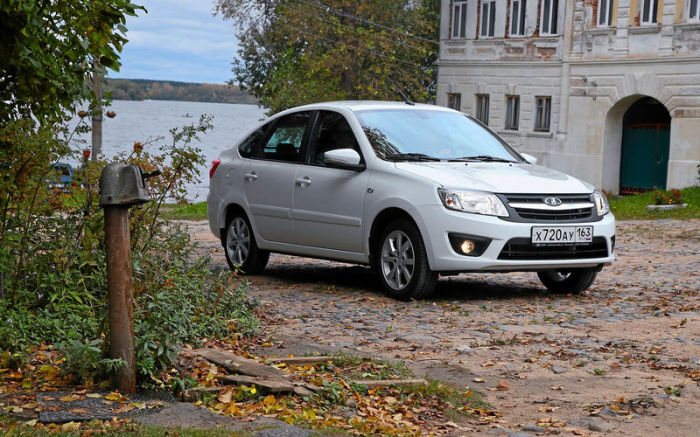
[537,268,598,294]
[375,219,437,300]
[224,213,269,274]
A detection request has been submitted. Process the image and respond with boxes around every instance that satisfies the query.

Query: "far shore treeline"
[106,78,258,104]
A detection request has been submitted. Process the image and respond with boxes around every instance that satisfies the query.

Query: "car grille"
[498,237,609,260]
[500,193,596,222]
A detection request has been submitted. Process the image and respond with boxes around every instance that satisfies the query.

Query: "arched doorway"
[619,97,670,193]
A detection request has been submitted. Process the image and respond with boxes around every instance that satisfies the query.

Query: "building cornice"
[437,56,700,68]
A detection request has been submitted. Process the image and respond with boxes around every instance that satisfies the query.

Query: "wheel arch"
[220,203,249,242]
[368,207,425,268]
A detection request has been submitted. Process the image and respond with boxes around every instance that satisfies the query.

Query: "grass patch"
[329,354,414,381]
[609,187,699,220]
[161,201,208,220]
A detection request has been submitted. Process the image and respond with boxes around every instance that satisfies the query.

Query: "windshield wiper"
[387,153,441,162]
[449,155,516,163]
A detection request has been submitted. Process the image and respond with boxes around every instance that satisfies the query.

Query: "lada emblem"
[544,197,562,206]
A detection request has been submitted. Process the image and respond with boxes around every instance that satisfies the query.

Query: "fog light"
[460,240,475,254]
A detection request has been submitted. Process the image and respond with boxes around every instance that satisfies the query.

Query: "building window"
[447,93,462,111]
[540,0,559,35]
[534,96,552,132]
[641,0,658,24]
[476,94,489,124]
[510,0,527,36]
[690,0,699,20]
[480,0,496,37]
[598,0,615,26]
[505,95,519,130]
[452,0,469,38]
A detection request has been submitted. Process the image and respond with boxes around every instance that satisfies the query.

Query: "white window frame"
[540,0,559,35]
[480,0,497,38]
[597,0,615,27]
[505,95,520,130]
[509,0,527,36]
[640,0,659,25]
[452,0,469,39]
[476,94,490,125]
[689,0,700,21]
[534,96,552,132]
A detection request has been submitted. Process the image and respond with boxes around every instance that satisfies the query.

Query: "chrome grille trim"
[498,193,599,223]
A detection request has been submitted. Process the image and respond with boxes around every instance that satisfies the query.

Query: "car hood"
[394,162,594,194]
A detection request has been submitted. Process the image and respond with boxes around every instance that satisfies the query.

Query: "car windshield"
[355,109,520,162]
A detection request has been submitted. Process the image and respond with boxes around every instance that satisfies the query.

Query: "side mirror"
[520,153,538,165]
[324,148,365,171]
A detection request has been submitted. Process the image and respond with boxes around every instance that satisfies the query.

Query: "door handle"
[243,172,258,181]
[295,176,311,186]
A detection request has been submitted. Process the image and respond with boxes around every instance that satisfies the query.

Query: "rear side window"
[238,124,269,158]
[261,111,312,163]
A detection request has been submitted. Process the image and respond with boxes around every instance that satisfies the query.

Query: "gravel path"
[189,219,700,436]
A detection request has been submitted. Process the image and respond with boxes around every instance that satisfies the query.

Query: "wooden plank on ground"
[267,356,333,365]
[188,348,290,379]
[351,379,428,388]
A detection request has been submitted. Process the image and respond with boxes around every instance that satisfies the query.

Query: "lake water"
[69,100,267,201]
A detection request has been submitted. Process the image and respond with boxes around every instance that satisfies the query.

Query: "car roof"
[277,100,454,116]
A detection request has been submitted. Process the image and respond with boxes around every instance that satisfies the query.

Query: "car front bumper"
[416,206,616,272]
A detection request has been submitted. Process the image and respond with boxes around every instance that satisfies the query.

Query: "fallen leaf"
[86,393,102,399]
[550,385,564,391]
[496,381,509,391]
[219,391,233,404]
[481,361,494,367]
[472,377,485,383]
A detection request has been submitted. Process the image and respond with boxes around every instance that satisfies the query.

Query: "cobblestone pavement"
[189,219,700,436]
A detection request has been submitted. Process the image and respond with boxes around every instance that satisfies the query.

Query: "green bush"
[0,116,257,385]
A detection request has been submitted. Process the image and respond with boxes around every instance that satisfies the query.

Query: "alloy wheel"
[226,217,250,265]
[381,230,415,290]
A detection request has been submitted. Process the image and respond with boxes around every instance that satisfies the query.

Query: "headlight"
[438,188,509,217]
[593,189,610,216]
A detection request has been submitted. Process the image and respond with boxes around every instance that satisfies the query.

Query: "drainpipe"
[557,0,576,138]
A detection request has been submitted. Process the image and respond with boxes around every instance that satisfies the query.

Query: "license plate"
[531,226,593,244]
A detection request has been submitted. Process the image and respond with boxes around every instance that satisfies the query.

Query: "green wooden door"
[620,124,670,190]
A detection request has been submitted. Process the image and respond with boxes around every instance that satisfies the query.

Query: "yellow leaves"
[263,394,276,406]
[85,393,102,399]
[61,421,81,432]
[59,394,84,402]
[104,392,124,402]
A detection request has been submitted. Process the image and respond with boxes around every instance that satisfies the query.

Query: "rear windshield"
[355,109,519,161]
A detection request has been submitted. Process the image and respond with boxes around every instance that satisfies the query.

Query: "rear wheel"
[224,213,269,274]
[375,219,437,300]
[537,268,598,294]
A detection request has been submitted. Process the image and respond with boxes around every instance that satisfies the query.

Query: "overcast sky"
[109,0,239,84]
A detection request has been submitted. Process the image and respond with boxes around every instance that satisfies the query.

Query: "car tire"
[223,212,269,274]
[537,268,598,294]
[375,219,437,300]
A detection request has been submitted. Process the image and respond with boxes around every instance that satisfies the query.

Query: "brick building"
[437,0,700,193]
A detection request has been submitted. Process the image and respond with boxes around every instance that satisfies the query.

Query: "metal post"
[104,206,136,393]
[92,64,103,161]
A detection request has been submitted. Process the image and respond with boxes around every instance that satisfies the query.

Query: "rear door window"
[261,111,312,163]
[238,123,270,158]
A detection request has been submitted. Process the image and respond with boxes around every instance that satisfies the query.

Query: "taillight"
[209,159,221,178]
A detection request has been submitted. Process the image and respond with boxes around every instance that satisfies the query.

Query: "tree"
[0,0,143,124]
[216,0,440,114]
